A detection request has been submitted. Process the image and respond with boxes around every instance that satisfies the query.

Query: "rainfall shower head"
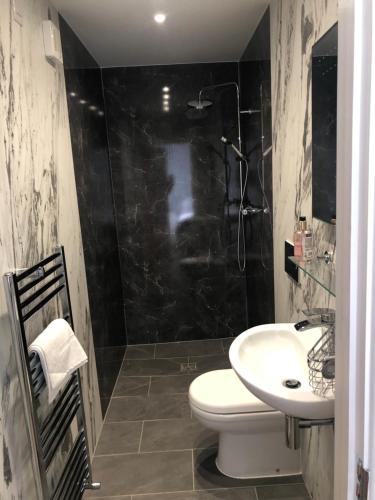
[187,99,213,110]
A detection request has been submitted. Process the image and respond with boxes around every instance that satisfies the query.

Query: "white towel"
[29,319,88,403]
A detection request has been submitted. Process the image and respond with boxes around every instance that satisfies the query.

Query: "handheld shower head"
[221,136,246,161]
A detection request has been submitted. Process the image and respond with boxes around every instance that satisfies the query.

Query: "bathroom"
[0,0,373,499]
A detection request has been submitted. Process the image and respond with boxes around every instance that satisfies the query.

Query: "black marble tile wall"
[102,63,248,344]
[240,8,275,326]
[59,17,126,414]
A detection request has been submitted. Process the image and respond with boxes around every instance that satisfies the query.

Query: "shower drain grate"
[180,362,197,373]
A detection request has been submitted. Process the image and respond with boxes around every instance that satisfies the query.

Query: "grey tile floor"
[85,339,310,500]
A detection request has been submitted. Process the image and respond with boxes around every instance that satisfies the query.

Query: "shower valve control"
[242,205,269,216]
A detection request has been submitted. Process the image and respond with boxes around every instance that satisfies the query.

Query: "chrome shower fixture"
[220,136,246,161]
[187,99,213,110]
[188,81,248,273]
[240,109,261,115]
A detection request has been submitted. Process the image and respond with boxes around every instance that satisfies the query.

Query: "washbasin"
[229,323,335,420]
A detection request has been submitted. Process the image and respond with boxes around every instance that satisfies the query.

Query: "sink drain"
[283,379,301,389]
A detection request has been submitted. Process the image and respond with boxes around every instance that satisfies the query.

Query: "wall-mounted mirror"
[312,23,338,224]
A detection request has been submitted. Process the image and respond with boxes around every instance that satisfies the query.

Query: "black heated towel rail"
[3,246,100,499]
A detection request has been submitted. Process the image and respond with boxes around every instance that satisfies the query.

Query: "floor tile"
[125,344,155,360]
[85,451,193,497]
[155,340,224,359]
[121,358,188,376]
[106,394,190,421]
[95,422,143,455]
[140,418,217,452]
[256,484,310,499]
[113,376,150,397]
[221,338,235,354]
[190,355,231,373]
[149,374,199,395]
[193,448,303,491]
[133,487,257,499]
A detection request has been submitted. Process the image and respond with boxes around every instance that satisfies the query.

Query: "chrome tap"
[294,308,335,332]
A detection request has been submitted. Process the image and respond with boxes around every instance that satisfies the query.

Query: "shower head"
[187,99,213,110]
[221,136,246,161]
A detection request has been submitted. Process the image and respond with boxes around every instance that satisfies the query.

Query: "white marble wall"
[270,1,337,499]
[0,0,102,498]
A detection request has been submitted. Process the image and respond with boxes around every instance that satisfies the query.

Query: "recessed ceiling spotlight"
[162,86,170,92]
[163,94,170,100]
[79,99,87,105]
[69,92,77,97]
[89,105,97,111]
[154,13,166,24]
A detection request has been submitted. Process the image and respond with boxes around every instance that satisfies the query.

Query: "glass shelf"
[289,256,336,296]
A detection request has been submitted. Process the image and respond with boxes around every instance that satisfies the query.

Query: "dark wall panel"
[102,63,248,344]
[240,8,275,326]
[60,17,126,414]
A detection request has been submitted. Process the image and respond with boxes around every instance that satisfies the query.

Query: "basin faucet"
[294,308,335,332]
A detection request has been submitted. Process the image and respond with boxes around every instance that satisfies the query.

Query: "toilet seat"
[189,369,274,415]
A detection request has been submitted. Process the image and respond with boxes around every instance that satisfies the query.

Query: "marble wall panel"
[102,63,249,344]
[59,16,126,415]
[0,0,102,497]
[270,1,337,499]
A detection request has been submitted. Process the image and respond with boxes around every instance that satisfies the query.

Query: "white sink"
[229,323,335,420]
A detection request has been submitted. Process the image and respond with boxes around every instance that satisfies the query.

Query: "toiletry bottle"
[293,216,306,258]
[302,221,314,262]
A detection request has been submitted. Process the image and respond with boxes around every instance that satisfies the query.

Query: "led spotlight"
[154,13,166,24]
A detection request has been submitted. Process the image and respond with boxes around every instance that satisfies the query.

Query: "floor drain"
[283,379,301,389]
[180,362,197,373]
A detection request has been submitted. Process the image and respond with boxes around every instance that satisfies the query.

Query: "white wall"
[0,0,102,497]
[270,1,337,498]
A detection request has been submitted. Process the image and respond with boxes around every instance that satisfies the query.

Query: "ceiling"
[51,0,269,68]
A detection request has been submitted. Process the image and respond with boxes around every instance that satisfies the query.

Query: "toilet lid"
[189,369,274,415]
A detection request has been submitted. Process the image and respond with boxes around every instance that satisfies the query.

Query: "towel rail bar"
[52,432,86,500]
[3,246,100,499]
[20,273,64,309]
[65,459,88,500]
[22,284,65,322]
[15,252,61,282]
[41,389,80,451]
[18,263,63,296]
[43,398,81,468]
[40,377,78,438]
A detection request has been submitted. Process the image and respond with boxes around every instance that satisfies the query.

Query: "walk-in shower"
[187,82,270,272]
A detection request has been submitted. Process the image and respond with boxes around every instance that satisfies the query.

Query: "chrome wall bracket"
[285,415,335,450]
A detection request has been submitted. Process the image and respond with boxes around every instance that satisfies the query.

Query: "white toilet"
[189,369,301,479]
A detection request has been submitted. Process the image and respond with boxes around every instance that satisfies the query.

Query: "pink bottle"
[294,216,306,258]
